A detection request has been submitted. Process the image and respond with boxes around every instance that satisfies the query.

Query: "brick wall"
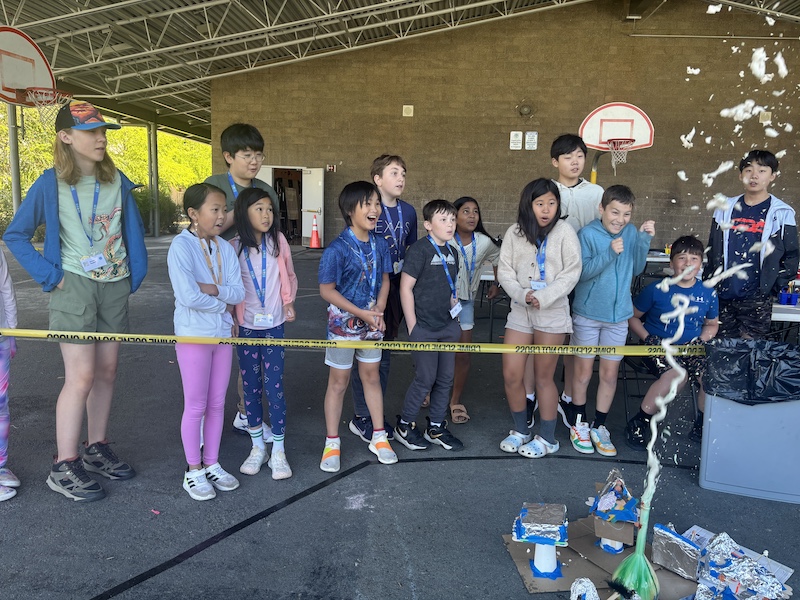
[211,0,800,247]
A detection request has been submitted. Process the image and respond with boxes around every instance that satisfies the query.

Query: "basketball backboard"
[0,26,55,106]
[579,102,654,151]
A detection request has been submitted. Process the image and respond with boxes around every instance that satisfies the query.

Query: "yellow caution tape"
[0,328,705,356]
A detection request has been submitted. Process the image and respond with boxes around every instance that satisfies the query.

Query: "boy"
[705,149,798,339]
[626,236,719,449]
[318,181,398,472]
[349,155,418,443]
[205,123,281,436]
[531,135,605,429]
[395,200,463,452]
[569,185,654,456]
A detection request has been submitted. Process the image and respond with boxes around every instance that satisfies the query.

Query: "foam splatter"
[765,127,780,137]
[702,162,735,187]
[774,51,788,77]
[776,149,788,158]
[750,47,769,82]
[680,128,696,149]
[719,99,766,121]
[707,3,722,13]
[705,136,712,144]
[706,193,730,211]
[687,66,701,75]
[677,171,688,181]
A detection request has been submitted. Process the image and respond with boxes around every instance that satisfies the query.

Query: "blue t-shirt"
[634,279,719,344]
[375,200,418,273]
[318,228,392,311]
[720,196,770,300]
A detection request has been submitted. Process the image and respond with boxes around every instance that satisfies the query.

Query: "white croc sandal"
[518,435,560,459]
[500,430,532,453]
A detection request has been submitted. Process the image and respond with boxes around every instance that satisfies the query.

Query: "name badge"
[393,259,404,275]
[253,313,273,328]
[449,301,463,319]
[530,280,547,291]
[80,254,107,272]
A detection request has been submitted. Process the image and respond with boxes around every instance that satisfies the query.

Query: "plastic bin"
[700,339,800,504]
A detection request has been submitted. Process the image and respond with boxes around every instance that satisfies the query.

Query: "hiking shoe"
[569,415,594,454]
[394,418,430,451]
[590,426,617,457]
[688,416,703,443]
[526,398,538,429]
[369,432,398,465]
[183,468,215,501]
[268,451,293,480]
[0,484,16,501]
[349,416,394,442]
[320,440,341,473]
[500,430,532,453]
[83,441,136,480]
[557,395,573,428]
[424,418,464,451]
[518,435,559,459]
[239,446,269,475]
[47,458,106,502]
[204,462,239,492]
[625,416,650,451]
[0,466,20,488]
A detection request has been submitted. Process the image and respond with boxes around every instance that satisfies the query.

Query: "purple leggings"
[0,339,10,468]
[176,343,232,466]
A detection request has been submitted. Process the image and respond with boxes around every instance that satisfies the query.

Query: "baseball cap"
[55,100,122,133]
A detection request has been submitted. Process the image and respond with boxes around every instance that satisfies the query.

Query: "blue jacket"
[573,219,652,323]
[3,168,148,292]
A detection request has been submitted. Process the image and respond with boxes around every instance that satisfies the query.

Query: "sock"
[249,426,265,450]
[429,421,442,428]
[400,418,410,426]
[592,410,608,429]
[512,410,528,434]
[571,405,586,426]
[539,418,557,444]
[526,393,536,403]
[272,434,285,454]
[325,436,340,446]
[635,409,652,423]
[372,428,385,439]
[561,392,573,404]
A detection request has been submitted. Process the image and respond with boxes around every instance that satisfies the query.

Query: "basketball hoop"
[19,87,72,129]
[606,138,635,175]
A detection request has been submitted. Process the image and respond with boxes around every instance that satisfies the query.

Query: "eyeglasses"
[236,152,264,163]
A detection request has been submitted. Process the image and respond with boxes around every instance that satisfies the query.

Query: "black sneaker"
[349,416,394,442]
[688,416,703,443]
[557,398,574,429]
[526,398,537,429]
[424,417,464,451]
[394,417,430,450]
[47,458,106,502]
[625,417,650,452]
[83,441,136,480]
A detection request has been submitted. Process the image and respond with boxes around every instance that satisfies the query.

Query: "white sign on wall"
[510,131,523,150]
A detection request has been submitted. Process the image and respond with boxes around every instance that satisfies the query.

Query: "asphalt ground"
[1,236,797,600]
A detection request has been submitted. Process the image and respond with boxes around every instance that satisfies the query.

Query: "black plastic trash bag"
[703,338,800,405]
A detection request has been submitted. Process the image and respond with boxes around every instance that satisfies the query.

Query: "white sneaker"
[590,425,618,457]
[268,451,293,480]
[368,432,398,465]
[570,415,594,454]
[0,467,20,488]
[500,430,532,453]
[204,462,240,491]
[232,412,249,434]
[320,440,341,473]
[0,484,16,501]
[262,423,274,444]
[183,468,216,501]
[240,446,269,475]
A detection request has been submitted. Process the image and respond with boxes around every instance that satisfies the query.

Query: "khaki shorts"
[49,271,131,344]
[505,299,573,335]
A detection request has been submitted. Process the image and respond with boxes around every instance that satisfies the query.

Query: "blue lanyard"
[536,238,548,282]
[227,171,253,199]
[427,235,457,299]
[69,181,100,249]
[455,231,476,290]
[382,202,404,250]
[347,229,378,303]
[244,236,267,308]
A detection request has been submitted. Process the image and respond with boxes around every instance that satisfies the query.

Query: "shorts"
[457,299,474,331]
[324,346,382,370]
[644,349,707,383]
[571,314,627,361]
[505,299,573,335]
[49,271,131,345]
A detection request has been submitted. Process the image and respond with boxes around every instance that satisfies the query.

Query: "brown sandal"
[450,404,470,424]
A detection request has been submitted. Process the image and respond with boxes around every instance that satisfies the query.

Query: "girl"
[0,246,18,502]
[497,179,581,459]
[232,187,297,479]
[447,196,501,423]
[4,100,147,502]
[168,183,245,501]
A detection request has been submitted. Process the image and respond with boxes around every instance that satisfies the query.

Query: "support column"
[7,104,21,213]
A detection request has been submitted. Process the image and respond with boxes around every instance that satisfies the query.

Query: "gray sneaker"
[47,458,106,502]
[83,441,136,480]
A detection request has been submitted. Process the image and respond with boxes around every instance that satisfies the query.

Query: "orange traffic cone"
[310,214,321,249]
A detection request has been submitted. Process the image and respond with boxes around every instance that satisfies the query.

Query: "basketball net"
[24,87,73,129]
[606,138,634,176]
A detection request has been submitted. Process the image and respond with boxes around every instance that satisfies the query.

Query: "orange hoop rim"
[606,138,635,150]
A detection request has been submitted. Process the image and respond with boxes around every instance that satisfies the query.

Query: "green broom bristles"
[609,549,660,599]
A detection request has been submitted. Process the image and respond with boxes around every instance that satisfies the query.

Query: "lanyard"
[382,202,404,250]
[69,181,101,249]
[227,171,253,199]
[455,231,476,290]
[198,236,223,285]
[347,229,378,303]
[536,238,548,282]
[427,235,457,299]
[244,236,267,308]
